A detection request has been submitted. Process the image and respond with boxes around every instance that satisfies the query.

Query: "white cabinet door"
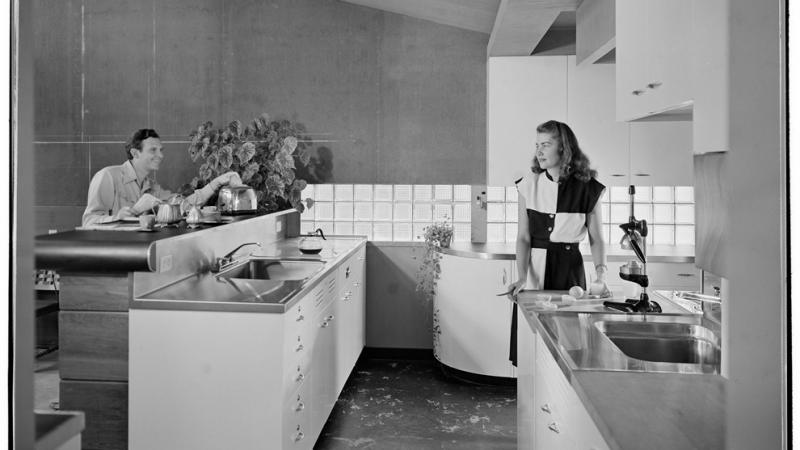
[517,306,537,449]
[629,121,693,186]
[616,0,692,121]
[334,246,366,396]
[487,56,568,186]
[615,0,652,122]
[435,254,514,377]
[310,298,337,442]
[645,0,692,115]
[567,57,630,186]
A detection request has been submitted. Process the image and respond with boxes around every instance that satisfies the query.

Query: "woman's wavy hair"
[532,120,597,182]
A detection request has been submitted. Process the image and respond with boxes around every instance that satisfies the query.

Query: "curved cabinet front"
[434,253,515,378]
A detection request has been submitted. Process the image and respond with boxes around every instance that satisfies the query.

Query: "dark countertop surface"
[35,216,252,272]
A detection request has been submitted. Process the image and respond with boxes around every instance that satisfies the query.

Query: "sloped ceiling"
[339,0,501,34]
[338,0,579,56]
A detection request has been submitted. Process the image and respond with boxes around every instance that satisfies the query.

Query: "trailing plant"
[187,113,315,213]
[415,220,454,304]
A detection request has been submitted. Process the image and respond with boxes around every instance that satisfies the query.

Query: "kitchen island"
[34,211,304,450]
[516,292,726,449]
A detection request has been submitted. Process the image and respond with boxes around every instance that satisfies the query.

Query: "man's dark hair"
[125,129,160,160]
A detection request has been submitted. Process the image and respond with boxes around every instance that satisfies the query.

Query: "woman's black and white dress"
[510,169,605,365]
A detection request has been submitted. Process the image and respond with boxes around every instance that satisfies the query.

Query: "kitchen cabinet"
[566,58,629,186]
[129,244,368,450]
[616,0,692,122]
[489,55,692,187]
[629,121,693,186]
[333,246,366,396]
[517,316,610,450]
[487,56,568,186]
[434,253,515,377]
[691,0,730,153]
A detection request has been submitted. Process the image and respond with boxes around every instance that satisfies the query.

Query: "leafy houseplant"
[415,220,455,304]
[187,114,315,213]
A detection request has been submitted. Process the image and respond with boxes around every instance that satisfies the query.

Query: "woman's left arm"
[587,194,608,283]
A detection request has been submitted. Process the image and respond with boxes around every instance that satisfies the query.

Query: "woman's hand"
[506,280,526,300]
[210,171,243,190]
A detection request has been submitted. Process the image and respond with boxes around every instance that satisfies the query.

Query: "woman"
[506,120,609,366]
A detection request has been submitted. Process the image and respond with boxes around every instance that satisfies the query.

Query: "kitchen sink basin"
[217,258,325,281]
[594,321,720,366]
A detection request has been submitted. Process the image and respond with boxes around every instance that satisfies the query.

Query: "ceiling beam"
[488,0,579,56]
[339,0,501,34]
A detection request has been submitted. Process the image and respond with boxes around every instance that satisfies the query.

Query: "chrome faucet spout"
[213,242,262,272]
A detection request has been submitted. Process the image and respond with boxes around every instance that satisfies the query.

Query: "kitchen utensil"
[138,214,155,230]
[299,228,326,254]
[155,203,182,224]
[217,185,257,215]
[185,203,202,228]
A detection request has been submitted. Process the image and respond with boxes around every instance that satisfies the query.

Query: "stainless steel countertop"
[440,242,695,263]
[130,236,367,313]
[517,291,726,450]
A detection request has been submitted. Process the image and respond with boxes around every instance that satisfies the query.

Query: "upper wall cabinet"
[488,56,692,187]
[487,56,568,186]
[616,0,693,121]
[691,0,730,153]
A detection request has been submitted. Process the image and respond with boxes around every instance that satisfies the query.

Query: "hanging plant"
[415,220,454,304]
[187,113,315,213]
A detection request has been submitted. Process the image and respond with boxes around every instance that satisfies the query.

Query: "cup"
[139,214,155,230]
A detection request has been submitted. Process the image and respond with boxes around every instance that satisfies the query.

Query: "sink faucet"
[603,186,662,314]
[213,242,261,272]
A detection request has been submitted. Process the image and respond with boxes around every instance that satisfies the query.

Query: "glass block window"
[299,184,694,245]
[483,185,696,245]
[302,184,472,242]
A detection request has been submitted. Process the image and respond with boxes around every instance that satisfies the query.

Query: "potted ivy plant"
[415,219,454,304]
[187,113,315,213]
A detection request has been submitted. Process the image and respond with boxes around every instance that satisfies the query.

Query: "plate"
[121,216,141,222]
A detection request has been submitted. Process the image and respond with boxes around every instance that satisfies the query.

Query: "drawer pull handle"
[327,315,335,321]
[321,321,329,328]
[295,402,305,412]
[540,403,551,414]
[296,315,304,322]
[647,81,663,89]
[632,89,645,96]
[294,431,305,442]
[677,273,694,277]
[548,422,560,434]
[295,373,305,382]
[353,282,360,287]
[295,344,304,352]
[345,267,351,278]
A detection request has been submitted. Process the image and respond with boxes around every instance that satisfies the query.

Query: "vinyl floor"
[34,352,517,449]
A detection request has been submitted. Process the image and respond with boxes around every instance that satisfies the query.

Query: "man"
[82,128,241,226]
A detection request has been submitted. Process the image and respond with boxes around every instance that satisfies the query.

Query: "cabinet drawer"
[283,378,312,450]
[283,353,311,399]
[646,263,700,289]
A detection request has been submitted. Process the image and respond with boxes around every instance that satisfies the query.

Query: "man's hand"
[210,171,243,190]
[131,193,162,215]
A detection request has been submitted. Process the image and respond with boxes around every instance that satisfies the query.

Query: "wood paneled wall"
[33,0,488,234]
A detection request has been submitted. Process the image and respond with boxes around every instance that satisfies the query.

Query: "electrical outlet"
[275,220,283,233]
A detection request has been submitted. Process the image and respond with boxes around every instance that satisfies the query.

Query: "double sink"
[532,296,721,374]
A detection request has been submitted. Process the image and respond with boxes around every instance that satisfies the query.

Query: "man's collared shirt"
[82,160,172,226]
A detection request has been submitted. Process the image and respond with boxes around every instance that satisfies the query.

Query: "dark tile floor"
[315,358,517,449]
[34,352,517,449]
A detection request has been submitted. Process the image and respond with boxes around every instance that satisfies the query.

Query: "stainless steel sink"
[217,258,324,281]
[594,321,720,366]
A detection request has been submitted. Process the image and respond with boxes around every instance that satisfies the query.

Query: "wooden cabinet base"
[60,380,127,450]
